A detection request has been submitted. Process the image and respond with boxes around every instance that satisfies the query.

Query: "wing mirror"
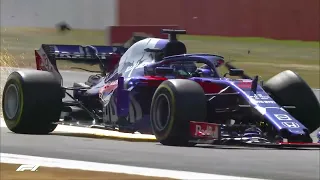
[224,69,244,77]
[154,67,174,75]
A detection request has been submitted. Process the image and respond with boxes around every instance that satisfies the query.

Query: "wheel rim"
[154,94,171,131]
[4,84,20,119]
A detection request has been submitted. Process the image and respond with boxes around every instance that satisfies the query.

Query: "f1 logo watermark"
[16,165,40,171]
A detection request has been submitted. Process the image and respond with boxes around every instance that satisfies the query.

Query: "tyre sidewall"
[2,71,61,134]
[2,76,24,130]
[263,70,320,133]
[150,80,206,144]
[151,84,176,141]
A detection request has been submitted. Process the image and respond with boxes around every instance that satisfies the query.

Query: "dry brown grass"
[0,27,319,87]
[0,163,176,180]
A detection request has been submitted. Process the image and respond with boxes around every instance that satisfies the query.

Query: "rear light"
[35,50,42,70]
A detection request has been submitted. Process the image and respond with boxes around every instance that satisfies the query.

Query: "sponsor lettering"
[56,52,109,60]
[195,124,214,136]
[124,63,137,73]
[191,122,219,139]
[274,114,292,121]
[54,45,109,60]
[282,122,300,128]
[255,100,276,104]
[107,80,118,86]
[124,60,149,77]
[250,94,269,100]
[250,94,276,104]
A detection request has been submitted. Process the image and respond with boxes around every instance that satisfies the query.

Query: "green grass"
[0,27,319,87]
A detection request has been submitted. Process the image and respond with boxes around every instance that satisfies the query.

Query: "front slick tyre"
[150,79,206,146]
[2,70,62,134]
[263,70,320,134]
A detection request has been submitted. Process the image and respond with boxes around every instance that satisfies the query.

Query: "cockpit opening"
[145,61,218,79]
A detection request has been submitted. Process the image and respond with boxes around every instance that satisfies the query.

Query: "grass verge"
[1,163,176,180]
[0,27,319,87]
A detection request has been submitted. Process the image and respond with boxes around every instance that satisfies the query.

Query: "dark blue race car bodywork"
[33,29,320,148]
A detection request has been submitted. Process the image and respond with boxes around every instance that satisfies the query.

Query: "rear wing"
[38,44,127,60]
[35,44,128,84]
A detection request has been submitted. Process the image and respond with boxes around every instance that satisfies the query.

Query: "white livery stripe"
[0,153,266,180]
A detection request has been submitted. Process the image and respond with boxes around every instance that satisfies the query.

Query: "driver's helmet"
[199,64,210,69]
[170,62,197,72]
[196,64,215,77]
[183,62,198,72]
[155,51,165,62]
[170,62,198,77]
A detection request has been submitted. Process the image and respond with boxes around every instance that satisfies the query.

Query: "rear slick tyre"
[2,70,62,134]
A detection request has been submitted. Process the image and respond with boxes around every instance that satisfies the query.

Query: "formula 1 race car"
[2,29,320,148]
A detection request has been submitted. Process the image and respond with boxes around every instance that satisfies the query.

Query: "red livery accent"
[141,76,168,86]
[35,49,55,72]
[100,80,118,94]
[106,53,122,73]
[118,0,319,41]
[35,50,42,70]
[279,142,320,146]
[195,81,224,93]
[143,76,168,81]
[236,81,252,89]
[189,121,220,139]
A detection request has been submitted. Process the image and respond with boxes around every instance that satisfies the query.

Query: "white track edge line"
[0,119,265,180]
[0,119,266,179]
[0,153,266,180]
[0,118,156,139]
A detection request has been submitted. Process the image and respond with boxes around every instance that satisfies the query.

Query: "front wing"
[189,121,320,149]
